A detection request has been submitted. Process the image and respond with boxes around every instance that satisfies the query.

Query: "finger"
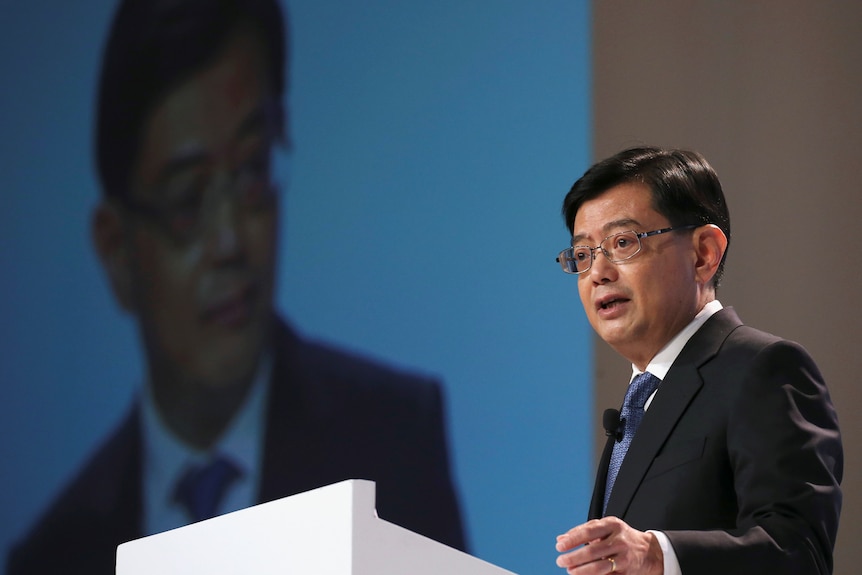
[555,535,575,552]
[557,541,594,568]
[557,554,619,574]
[558,537,623,571]
[556,519,616,551]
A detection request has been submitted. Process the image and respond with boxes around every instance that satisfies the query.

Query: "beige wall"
[590,1,861,573]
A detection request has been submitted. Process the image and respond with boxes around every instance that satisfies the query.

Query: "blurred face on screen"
[99,29,280,404]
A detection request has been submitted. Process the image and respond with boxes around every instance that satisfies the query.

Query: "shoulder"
[722,325,818,377]
[696,310,833,429]
[694,307,813,366]
[681,308,829,410]
[270,319,445,416]
[308,338,439,395]
[7,405,142,573]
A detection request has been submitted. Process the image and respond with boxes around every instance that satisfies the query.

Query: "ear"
[92,201,135,312]
[692,224,728,288]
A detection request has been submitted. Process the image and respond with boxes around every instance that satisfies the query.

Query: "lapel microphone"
[603,408,624,442]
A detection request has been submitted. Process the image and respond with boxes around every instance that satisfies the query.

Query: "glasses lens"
[603,231,641,262]
[571,246,593,273]
[558,247,594,274]
[558,248,576,273]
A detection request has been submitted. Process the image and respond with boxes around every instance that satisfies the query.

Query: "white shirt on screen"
[140,356,271,536]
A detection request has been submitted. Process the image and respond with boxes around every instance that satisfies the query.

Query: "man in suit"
[553,147,842,574]
[6,1,465,573]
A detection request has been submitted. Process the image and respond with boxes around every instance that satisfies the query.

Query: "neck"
[150,371,257,451]
[624,298,716,372]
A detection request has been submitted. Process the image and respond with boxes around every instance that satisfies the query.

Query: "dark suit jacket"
[589,307,842,574]
[7,319,466,574]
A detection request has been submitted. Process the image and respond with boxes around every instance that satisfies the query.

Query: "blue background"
[0,2,592,574]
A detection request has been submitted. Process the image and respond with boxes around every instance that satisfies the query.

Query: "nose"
[202,174,243,263]
[587,246,616,282]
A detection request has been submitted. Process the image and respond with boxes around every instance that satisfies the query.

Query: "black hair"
[95,0,287,198]
[562,146,731,287]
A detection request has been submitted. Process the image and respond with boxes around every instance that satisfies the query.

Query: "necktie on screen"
[173,456,243,522]
[603,371,661,515]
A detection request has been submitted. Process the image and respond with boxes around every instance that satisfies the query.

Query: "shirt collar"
[140,354,271,528]
[632,299,723,382]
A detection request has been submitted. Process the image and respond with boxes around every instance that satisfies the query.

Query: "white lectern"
[116,479,518,575]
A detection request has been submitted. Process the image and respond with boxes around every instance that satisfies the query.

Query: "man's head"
[92,0,288,406]
[95,0,287,200]
[560,147,730,368]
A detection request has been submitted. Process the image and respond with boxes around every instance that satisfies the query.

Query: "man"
[7,1,465,573]
[553,147,842,574]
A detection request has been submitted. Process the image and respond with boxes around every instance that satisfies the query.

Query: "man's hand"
[555,516,663,574]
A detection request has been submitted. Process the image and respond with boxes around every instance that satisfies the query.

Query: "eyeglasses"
[556,225,697,274]
[117,153,280,246]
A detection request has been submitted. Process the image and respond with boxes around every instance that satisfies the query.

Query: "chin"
[195,343,263,387]
[596,327,632,352]
[175,319,268,385]
[195,361,259,391]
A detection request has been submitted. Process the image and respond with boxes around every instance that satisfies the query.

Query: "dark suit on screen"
[589,307,842,575]
[7,318,466,575]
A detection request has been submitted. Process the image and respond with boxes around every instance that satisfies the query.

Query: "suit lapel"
[604,307,743,518]
[80,402,145,547]
[604,363,703,517]
[589,436,615,519]
[258,318,310,502]
[258,318,342,503]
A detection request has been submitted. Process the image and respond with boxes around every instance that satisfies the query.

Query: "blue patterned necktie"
[603,371,661,515]
[173,456,243,522]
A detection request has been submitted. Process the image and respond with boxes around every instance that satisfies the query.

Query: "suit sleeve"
[666,340,843,575]
[371,377,468,552]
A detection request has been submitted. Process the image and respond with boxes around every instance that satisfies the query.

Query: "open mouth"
[203,284,257,327]
[598,297,628,311]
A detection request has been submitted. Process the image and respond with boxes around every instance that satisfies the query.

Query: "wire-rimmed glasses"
[116,148,284,246]
[556,225,697,274]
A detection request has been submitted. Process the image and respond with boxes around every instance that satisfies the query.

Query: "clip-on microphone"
[603,408,624,442]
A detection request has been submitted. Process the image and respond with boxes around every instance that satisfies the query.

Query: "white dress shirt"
[631,300,722,575]
[140,357,271,535]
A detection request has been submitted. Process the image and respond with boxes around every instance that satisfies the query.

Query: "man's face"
[573,183,700,369]
[121,30,280,392]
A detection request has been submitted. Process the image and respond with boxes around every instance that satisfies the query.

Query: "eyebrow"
[571,218,642,245]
